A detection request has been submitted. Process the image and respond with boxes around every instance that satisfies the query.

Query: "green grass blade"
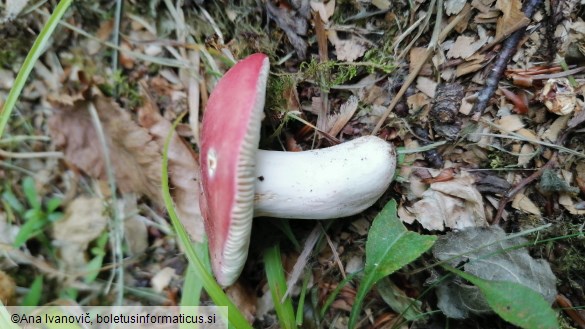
[162,114,251,329]
[264,244,296,329]
[445,266,559,329]
[295,272,310,326]
[0,0,73,138]
[21,275,43,306]
[319,272,357,319]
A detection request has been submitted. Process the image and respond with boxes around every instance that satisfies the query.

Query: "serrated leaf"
[349,200,436,328]
[446,267,559,329]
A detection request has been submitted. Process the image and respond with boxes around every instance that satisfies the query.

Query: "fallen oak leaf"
[48,94,163,205]
[138,85,204,243]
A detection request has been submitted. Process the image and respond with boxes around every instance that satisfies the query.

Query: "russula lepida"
[200,53,397,286]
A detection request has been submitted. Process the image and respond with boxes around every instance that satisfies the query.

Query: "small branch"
[492,127,572,225]
[492,156,555,225]
[471,0,543,117]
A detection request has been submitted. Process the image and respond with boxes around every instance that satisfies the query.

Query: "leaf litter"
[2,0,585,327]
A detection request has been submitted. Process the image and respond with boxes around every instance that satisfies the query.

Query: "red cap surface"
[199,53,269,286]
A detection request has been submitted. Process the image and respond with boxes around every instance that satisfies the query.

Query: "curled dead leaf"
[52,197,108,273]
[138,86,204,243]
[48,95,163,206]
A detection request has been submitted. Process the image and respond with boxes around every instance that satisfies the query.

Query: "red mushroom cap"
[200,53,269,286]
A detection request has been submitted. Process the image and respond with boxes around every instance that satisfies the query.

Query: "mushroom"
[200,53,397,286]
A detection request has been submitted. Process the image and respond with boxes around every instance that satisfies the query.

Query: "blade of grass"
[264,244,296,329]
[180,262,202,329]
[0,0,73,138]
[319,272,357,319]
[21,275,43,306]
[162,113,251,329]
[295,270,310,327]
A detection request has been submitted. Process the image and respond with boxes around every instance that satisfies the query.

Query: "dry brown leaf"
[52,197,108,273]
[518,144,535,167]
[416,77,437,98]
[326,95,359,137]
[121,194,149,256]
[559,194,585,215]
[539,78,577,116]
[151,267,176,293]
[409,173,487,231]
[471,0,496,13]
[0,270,15,304]
[495,0,530,42]
[542,115,570,143]
[445,0,467,15]
[511,193,541,216]
[456,53,487,76]
[48,95,163,205]
[226,281,257,323]
[310,0,335,23]
[496,114,524,132]
[447,35,482,59]
[138,87,204,243]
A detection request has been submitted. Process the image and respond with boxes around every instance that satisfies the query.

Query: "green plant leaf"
[2,190,24,214]
[13,216,46,248]
[445,266,559,329]
[376,277,424,321]
[349,200,436,328]
[85,232,109,283]
[22,177,40,210]
[264,244,296,329]
[21,275,43,306]
[46,197,62,213]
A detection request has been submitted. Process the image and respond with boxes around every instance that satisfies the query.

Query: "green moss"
[98,70,142,108]
[539,169,579,194]
[266,73,295,112]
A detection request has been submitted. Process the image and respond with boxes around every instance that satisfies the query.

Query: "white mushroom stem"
[253,136,396,219]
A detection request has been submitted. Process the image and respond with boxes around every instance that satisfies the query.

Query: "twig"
[556,294,585,329]
[471,0,543,117]
[492,156,555,225]
[492,128,572,225]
